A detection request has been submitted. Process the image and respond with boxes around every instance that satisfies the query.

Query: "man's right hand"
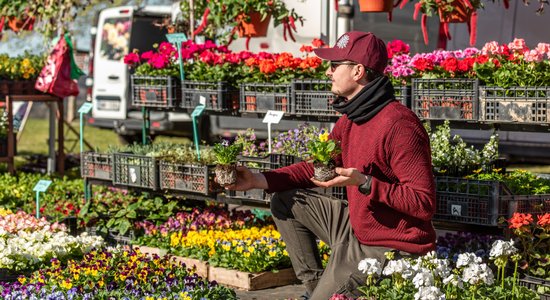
[222,166,269,191]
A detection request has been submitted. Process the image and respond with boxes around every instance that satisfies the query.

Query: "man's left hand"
[311,167,367,188]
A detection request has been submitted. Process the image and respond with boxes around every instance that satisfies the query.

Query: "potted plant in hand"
[213,139,243,186]
[306,130,341,182]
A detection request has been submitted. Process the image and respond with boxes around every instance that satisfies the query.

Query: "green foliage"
[475,60,550,88]
[0,52,45,80]
[466,169,550,195]
[213,140,243,165]
[305,131,340,165]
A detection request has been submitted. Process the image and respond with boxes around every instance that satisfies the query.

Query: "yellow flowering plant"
[0,52,45,80]
[306,130,341,165]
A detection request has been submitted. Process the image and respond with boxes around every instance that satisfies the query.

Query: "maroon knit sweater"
[263,101,436,254]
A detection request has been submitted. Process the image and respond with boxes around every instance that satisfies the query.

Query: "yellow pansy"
[319,132,329,142]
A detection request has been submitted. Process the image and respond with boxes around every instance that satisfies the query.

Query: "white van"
[89,4,201,144]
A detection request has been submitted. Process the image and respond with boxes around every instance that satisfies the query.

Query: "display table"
[1,95,65,175]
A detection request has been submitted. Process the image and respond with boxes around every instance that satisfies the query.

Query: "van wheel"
[118,134,144,145]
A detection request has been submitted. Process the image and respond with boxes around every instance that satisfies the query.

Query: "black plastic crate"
[181,80,239,112]
[81,152,112,180]
[240,83,292,114]
[159,161,221,196]
[412,78,478,121]
[519,275,550,300]
[434,176,550,226]
[226,154,300,203]
[292,79,338,117]
[131,75,181,108]
[113,153,159,190]
[394,84,411,108]
[479,86,550,124]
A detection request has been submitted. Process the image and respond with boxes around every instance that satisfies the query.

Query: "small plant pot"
[313,161,337,182]
[215,164,238,186]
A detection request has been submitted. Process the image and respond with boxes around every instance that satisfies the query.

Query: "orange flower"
[508,212,533,229]
[300,45,313,53]
[537,213,550,228]
[259,60,277,74]
[245,57,259,66]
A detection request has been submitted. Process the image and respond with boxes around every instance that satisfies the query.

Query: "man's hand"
[221,166,268,191]
[311,167,367,188]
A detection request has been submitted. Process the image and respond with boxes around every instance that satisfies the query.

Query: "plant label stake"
[78,102,93,153]
[33,179,52,218]
[262,110,284,153]
[192,102,206,160]
[166,33,188,82]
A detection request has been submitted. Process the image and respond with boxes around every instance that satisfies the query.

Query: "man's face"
[326,61,361,100]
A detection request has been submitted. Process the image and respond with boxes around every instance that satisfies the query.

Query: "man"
[225,31,436,299]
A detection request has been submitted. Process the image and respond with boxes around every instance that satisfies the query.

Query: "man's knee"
[270,189,300,219]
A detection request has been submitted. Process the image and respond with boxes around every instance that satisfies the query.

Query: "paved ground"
[235,283,306,300]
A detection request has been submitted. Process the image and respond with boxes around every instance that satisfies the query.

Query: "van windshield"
[100,17,131,61]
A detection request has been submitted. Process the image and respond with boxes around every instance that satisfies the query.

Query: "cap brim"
[313,47,346,61]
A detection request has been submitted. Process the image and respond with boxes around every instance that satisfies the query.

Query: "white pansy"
[489,239,517,258]
[358,258,382,276]
[462,263,495,285]
[412,268,434,288]
[456,252,482,268]
[414,286,445,300]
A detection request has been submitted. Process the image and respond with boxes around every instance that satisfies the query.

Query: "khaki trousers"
[270,189,394,300]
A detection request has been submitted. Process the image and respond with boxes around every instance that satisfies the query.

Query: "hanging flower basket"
[438,0,471,23]
[7,16,35,32]
[237,11,271,38]
[358,0,394,12]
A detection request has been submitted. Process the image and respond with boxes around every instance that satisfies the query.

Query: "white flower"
[456,253,482,268]
[489,239,517,259]
[413,268,434,288]
[383,259,414,279]
[414,286,445,300]
[462,263,494,285]
[358,258,382,276]
[443,274,464,288]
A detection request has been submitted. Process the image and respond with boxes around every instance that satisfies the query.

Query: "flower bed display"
[0,211,104,275]
[0,248,237,299]
[332,240,539,300]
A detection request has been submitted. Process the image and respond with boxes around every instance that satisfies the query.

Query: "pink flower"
[140,50,154,60]
[123,52,140,65]
[524,49,544,63]
[149,53,168,69]
[508,38,528,53]
[481,41,500,55]
[387,39,410,58]
[158,42,176,57]
[535,43,550,55]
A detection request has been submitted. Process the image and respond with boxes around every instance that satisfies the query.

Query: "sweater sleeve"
[368,119,436,221]
[262,161,316,193]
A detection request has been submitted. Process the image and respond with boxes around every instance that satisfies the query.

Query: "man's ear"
[353,64,368,83]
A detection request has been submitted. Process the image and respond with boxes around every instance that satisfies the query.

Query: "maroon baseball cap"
[313,31,388,74]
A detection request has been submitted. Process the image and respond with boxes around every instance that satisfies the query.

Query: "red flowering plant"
[473,39,550,88]
[238,38,327,84]
[123,41,179,77]
[507,212,550,281]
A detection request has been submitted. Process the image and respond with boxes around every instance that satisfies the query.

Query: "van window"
[129,16,170,54]
[100,17,131,61]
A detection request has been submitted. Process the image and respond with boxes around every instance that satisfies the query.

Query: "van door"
[92,7,134,120]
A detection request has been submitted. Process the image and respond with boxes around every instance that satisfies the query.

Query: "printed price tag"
[33,180,52,192]
[262,110,284,124]
[191,104,205,117]
[166,33,187,44]
[78,102,93,114]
